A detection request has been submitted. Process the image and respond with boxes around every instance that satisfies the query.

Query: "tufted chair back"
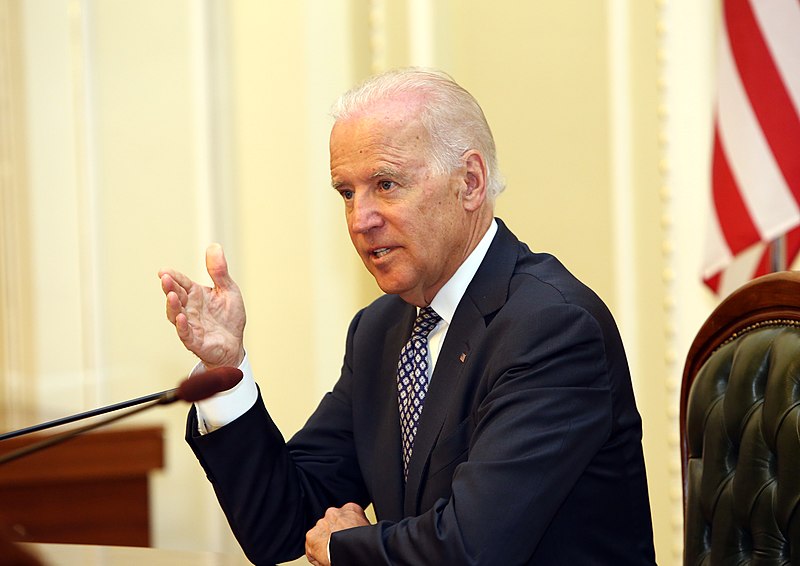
[680,271,800,564]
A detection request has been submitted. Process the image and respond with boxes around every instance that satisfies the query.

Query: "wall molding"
[368,0,387,73]
[607,0,638,387]
[656,0,684,561]
[0,0,35,428]
[68,0,106,409]
[657,1,719,562]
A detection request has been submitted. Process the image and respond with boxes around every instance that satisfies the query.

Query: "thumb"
[205,243,234,290]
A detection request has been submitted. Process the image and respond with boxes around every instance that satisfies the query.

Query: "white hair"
[330,68,506,201]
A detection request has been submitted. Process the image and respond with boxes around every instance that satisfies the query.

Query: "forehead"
[329,99,432,182]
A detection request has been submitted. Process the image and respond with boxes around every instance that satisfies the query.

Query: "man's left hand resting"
[305,503,370,566]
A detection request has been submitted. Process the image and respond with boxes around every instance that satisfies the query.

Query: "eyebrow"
[370,167,401,180]
[331,166,408,190]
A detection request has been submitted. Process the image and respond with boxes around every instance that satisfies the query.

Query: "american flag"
[702,0,800,296]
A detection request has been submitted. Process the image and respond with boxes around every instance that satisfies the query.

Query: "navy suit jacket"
[187,219,656,565]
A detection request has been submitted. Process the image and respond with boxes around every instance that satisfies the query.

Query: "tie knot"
[412,306,441,339]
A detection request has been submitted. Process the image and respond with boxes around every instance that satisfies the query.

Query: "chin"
[373,277,411,298]
[369,268,422,303]
[375,281,405,296]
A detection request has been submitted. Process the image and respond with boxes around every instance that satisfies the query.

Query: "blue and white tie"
[397,306,441,481]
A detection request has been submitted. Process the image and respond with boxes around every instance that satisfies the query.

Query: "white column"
[658,0,718,562]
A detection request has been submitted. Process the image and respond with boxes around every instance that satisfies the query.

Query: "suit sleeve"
[330,303,615,565]
[185,311,371,565]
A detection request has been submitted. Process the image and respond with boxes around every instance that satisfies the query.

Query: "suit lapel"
[403,298,481,513]
[370,302,416,521]
[403,219,520,513]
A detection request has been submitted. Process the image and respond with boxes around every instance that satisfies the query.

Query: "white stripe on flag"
[702,186,733,280]
[751,0,800,116]
[717,13,800,240]
[717,241,766,298]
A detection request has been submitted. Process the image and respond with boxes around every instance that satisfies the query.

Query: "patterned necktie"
[397,306,441,481]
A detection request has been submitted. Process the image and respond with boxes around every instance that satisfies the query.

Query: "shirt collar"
[428,219,498,325]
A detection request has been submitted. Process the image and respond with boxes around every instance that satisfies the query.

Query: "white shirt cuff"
[192,352,258,434]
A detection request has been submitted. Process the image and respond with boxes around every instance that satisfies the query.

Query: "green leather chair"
[680,271,800,564]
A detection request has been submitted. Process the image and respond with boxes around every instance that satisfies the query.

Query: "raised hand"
[158,244,246,369]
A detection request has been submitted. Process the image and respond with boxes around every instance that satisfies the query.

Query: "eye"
[338,188,354,200]
[378,180,395,191]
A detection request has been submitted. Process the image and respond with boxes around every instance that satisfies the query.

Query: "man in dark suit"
[159,68,656,565]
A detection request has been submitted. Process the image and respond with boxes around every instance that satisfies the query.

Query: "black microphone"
[0,367,243,465]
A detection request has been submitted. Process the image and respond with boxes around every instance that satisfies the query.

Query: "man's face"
[329,99,472,307]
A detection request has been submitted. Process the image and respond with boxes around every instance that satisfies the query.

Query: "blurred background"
[0,1,729,564]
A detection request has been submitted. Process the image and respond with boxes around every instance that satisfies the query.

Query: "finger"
[205,244,235,291]
[159,272,175,296]
[305,530,316,564]
[165,291,183,325]
[161,272,192,306]
[167,297,194,345]
[161,274,189,308]
[305,540,314,564]
[342,502,364,514]
[175,312,192,342]
[305,526,327,566]
[160,268,196,296]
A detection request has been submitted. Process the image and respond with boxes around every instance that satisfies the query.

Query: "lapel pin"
[459,353,467,363]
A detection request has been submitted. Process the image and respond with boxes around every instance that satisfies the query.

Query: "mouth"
[372,247,391,258]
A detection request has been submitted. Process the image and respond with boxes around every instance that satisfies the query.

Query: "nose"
[349,191,383,234]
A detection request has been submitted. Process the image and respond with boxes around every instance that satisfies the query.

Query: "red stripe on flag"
[703,1,800,295]
[725,0,800,202]
[703,272,721,294]
[752,243,772,280]
[712,127,761,254]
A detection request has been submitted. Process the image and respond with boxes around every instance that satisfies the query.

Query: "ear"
[460,150,488,212]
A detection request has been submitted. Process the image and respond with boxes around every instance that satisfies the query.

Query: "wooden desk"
[22,542,245,566]
[20,543,310,565]
[0,427,163,547]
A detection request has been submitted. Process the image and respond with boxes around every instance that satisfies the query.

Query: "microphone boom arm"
[0,391,178,466]
[0,388,176,442]
[0,366,242,466]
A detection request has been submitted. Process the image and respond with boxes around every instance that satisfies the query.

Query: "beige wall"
[0,1,725,564]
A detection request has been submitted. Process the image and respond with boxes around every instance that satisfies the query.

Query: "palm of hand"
[182,281,246,368]
[161,244,246,369]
